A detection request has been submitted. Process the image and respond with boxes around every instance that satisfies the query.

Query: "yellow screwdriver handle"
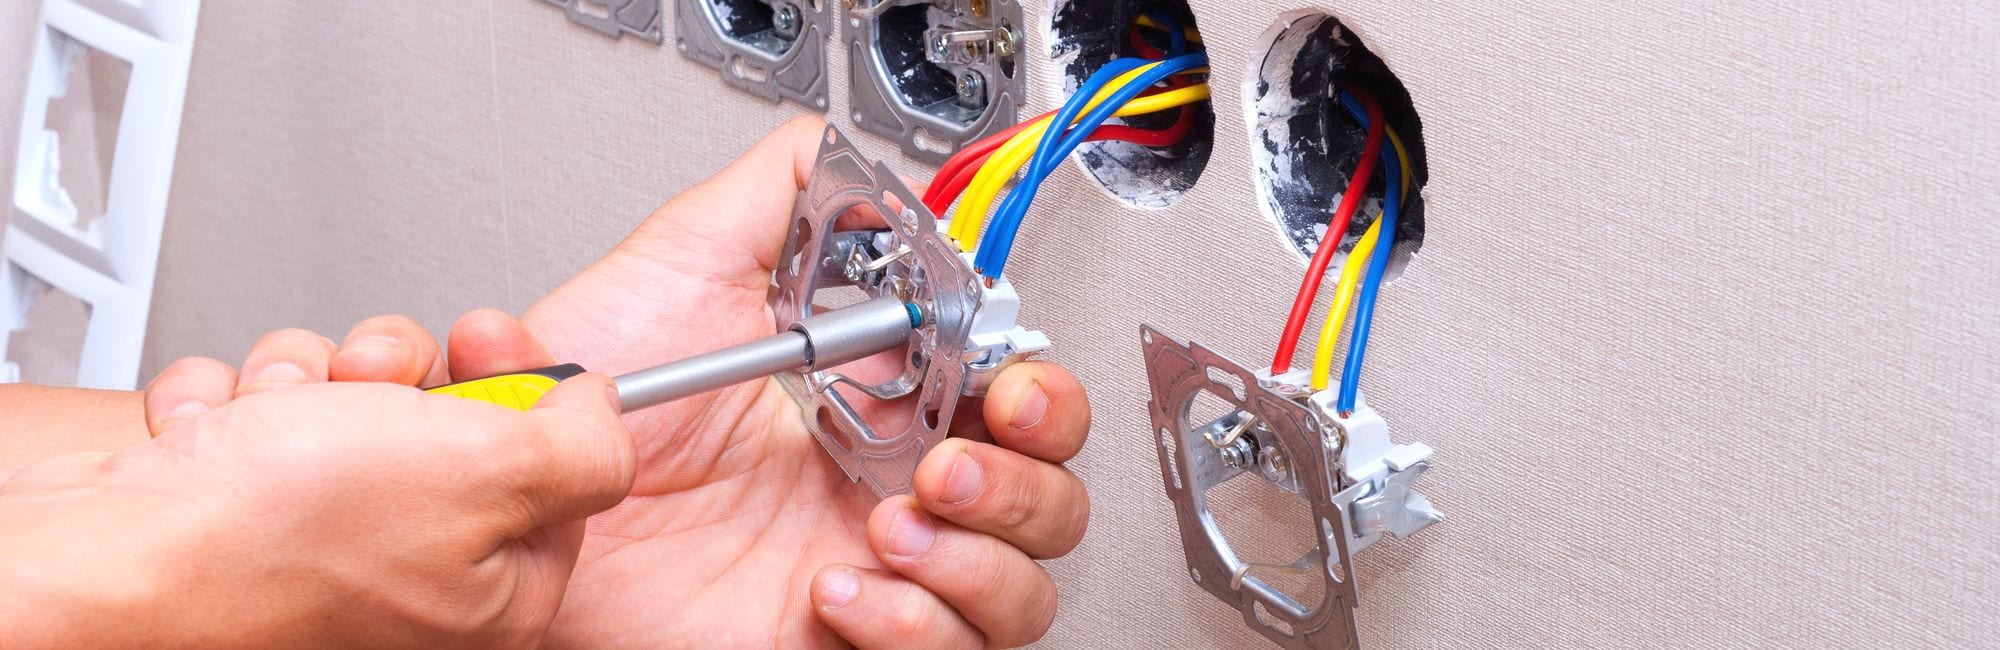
[424,363,586,411]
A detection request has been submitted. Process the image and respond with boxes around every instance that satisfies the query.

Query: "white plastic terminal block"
[958,251,1049,393]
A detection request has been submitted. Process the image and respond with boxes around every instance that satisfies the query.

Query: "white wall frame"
[2,0,202,387]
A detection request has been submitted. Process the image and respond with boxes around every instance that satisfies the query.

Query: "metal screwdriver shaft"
[612,297,921,413]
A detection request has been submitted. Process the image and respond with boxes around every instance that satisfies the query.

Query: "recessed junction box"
[844,0,1024,163]
[676,0,831,110]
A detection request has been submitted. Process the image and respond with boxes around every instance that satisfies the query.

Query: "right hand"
[0,334,635,647]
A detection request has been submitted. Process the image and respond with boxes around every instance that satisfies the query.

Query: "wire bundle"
[1269,88,1414,415]
[922,14,1210,281]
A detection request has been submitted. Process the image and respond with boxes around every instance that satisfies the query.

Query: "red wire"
[1131,28,1166,59]
[923,105,1196,215]
[924,24,1195,212]
[1270,90,1384,374]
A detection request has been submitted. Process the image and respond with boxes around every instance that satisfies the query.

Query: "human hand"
[288,117,1095,647]
[0,328,634,647]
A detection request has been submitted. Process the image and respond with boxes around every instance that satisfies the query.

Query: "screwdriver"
[425,296,923,412]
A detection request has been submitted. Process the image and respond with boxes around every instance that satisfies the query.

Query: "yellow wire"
[1310,126,1415,391]
[1134,15,1205,44]
[951,76,1212,248]
[950,60,1172,244]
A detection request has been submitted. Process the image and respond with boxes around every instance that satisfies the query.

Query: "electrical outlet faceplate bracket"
[844,0,1023,163]
[675,0,831,110]
[542,0,665,42]
[770,125,1047,496]
[1140,325,1441,649]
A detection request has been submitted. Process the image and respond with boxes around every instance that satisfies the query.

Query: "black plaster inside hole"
[1049,0,1213,208]
[1249,11,1428,276]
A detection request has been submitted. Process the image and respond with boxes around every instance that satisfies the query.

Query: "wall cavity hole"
[1048,0,1213,208]
[1248,10,1429,279]
[707,0,798,58]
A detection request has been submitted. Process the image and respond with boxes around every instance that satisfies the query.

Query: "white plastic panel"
[2,0,201,389]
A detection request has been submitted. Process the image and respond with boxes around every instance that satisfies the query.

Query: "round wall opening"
[1247,11,1429,277]
[1048,0,1214,208]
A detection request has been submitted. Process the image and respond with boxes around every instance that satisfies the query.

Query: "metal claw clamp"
[1140,325,1442,649]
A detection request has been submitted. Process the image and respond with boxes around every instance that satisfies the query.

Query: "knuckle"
[256,327,329,351]
[990,479,1039,532]
[889,597,934,643]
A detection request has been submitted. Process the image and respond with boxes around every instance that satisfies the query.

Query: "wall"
[5,0,1997,646]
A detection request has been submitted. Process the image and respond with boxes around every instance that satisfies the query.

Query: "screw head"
[955,70,987,105]
[773,4,803,39]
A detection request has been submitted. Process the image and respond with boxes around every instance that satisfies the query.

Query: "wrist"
[0,476,199,645]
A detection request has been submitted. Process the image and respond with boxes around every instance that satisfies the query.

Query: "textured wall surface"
[5,0,1998,646]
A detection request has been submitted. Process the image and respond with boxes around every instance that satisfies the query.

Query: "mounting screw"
[1218,434,1255,469]
[773,3,803,40]
[956,70,987,106]
[993,24,1017,58]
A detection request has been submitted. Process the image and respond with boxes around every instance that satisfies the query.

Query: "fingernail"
[155,400,209,431]
[602,378,622,410]
[886,507,936,558]
[1011,380,1049,431]
[167,400,209,419]
[818,567,859,609]
[345,334,401,350]
[250,361,307,385]
[941,451,984,505]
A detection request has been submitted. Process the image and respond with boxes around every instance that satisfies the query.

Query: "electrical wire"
[976,51,1210,278]
[1269,89,1383,374]
[924,107,1194,216]
[1334,92,1410,414]
[948,57,1154,244]
[1135,14,1204,44]
[1310,219,1379,391]
[950,76,1210,248]
[1313,117,1415,391]
[928,23,1198,214]
[1139,9,1189,56]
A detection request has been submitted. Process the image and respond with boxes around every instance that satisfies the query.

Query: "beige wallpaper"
[5,0,1998,646]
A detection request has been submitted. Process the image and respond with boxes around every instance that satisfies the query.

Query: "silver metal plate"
[771,125,984,496]
[543,0,666,43]
[844,0,1023,164]
[1141,325,1361,650]
[676,0,831,110]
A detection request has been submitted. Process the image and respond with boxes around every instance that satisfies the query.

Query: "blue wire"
[1335,91,1402,414]
[1019,58,1150,193]
[1141,9,1188,56]
[976,52,1209,278]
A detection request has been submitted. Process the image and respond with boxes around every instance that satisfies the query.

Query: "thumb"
[506,372,636,527]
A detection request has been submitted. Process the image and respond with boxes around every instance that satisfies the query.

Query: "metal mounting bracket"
[844,0,1023,163]
[541,0,664,43]
[675,0,830,110]
[1140,325,1441,649]
[770,125,1047,496]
